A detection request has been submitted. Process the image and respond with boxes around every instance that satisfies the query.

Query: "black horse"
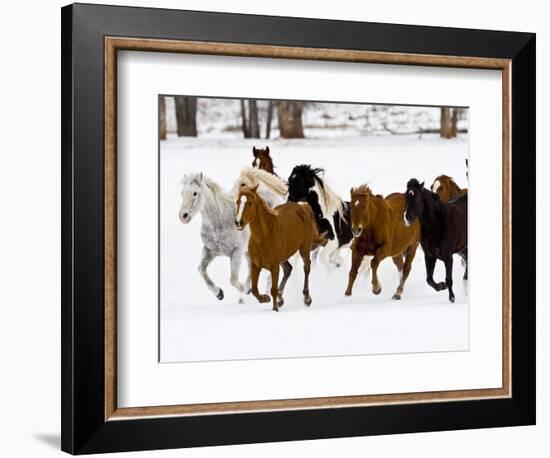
[287,165,353,268]
[404,178,468,303]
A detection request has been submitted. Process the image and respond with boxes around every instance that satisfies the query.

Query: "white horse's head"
[179,173,205,224]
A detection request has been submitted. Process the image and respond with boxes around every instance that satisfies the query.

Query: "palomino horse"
[251,146,276,175]
[404,179,468,302]
[235,185,326,311]
[287,164,366,272]
[346,185,420,300]
[430,174,467,202]
[179,173,250,301]
[234,166,287,208]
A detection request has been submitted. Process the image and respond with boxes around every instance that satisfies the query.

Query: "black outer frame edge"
[61,3,536,454]
[61,4,75,455]
[510,35,536,423]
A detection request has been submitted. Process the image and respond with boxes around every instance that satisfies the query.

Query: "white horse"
[232,167,288,208]
[179,173,249,301]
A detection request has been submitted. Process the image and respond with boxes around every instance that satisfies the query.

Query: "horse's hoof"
[344,290,352,296]
[335,263,341,268]
[272,305,279,312]
[259,294,271,303]
[449,296,455,303]
[437,282,447,291]
[238,297,244,304]
[372,286,382,295]
[277,296,284,308]
[392,293,401,300]
[304,296,312,307]
[216,289,224,300]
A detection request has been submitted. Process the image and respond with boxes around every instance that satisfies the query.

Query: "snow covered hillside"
[160,134,469,363]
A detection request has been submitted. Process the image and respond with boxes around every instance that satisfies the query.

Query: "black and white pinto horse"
[404,179,468,303]
[287,165,370,273]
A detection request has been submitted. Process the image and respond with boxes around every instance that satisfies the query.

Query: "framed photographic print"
[61,3,536,454]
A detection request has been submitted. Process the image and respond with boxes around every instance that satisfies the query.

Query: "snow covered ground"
[160,134,469,363]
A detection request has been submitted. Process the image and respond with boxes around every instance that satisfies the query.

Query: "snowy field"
[160,134,469,363]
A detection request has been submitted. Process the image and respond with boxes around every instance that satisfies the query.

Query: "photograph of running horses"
[159,96,469,363]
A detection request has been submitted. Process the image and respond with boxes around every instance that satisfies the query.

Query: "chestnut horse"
[431,175,466,202]
[235,185,326,311]
[345,185,420,300]
[252,146,276,175]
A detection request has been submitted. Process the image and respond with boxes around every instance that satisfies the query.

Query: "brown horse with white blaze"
[235,185,326,311]
[431,175,467,202]
[345,185,420,300]
[252,146,276,175]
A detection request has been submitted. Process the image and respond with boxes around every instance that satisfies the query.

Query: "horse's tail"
[299,202,328,248]
[309,214,328,248]
[313,230,329,248]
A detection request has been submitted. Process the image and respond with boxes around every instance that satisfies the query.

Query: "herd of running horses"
[178,146,468,312]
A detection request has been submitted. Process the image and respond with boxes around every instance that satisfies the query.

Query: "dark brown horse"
[405,179,468,302]
[430,175,466,202]
[235,185,326,311]
[252,146,276,175]
[345,185,420,300]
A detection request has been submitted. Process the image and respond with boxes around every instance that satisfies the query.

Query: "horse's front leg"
[278,261,293,296]
[229,249,248,294]
[270,266,282,311]
[250,264,270,304]
[459,248,468,280]
[370,255,383,295]
[425,254,446,292]
[345,247,363,296]
[444,256,455,303]
[392,243,418,300]
[198,246,223,300]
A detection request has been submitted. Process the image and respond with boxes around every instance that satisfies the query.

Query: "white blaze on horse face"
[236,195,247,225]
[431,180,440,193]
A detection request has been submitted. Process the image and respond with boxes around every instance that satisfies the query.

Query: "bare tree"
[265,100,274,139]
[159,96,166,140]
[240,99,261,138]
[240,100,250,138]
[277,101,305,138]
[248,100,260,138]
[440,107,455,139]
[175,96,197,137]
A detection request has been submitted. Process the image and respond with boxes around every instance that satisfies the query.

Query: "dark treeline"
[159,96,465,140]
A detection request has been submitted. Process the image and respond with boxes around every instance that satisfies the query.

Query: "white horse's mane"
[183,172,234,208]
[235,167,288,197]
[313,176,345,219]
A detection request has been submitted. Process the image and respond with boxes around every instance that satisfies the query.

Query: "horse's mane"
[243,187,278,216]
[351,183,373,196]
[183,172,234,208]
[295,165,345,218]
[238,167,288,197]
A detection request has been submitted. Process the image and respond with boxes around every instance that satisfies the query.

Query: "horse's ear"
[265,146,270,155]
[251,184,259,193]
[198,172,203,183]
[420,181,425,188]
[252,147,258,157]
[350,187,354,195]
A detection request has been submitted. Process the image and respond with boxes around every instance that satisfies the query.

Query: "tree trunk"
[159,96,166,140]
[277,101,305,138]
[440,107,455,139]
[175,96,197,137]
[240,99,250,138]
[248,100,260,138]
[451,108,460,137]
[265,100,274,139]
